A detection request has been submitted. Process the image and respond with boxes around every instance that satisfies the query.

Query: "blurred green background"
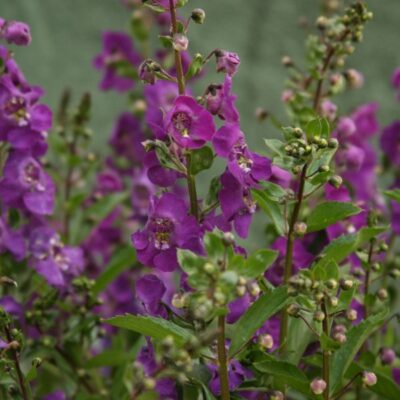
[2,0,400,152]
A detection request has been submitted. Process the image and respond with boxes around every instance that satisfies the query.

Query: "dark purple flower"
[219,170,256,239]
[205,75,239,123]
[0,19,31,46]
[270,165,291,188]
[144,150,180,188]
[109,112,145,162]
[213,124,271,187]
[136,274,166,317]
[0,152,55,215]
[93,32,141,92]
[131,169,156,219]
[43,391,66,400]
[215,50,240,76]
[0,217,25,260]
[132,193,204,271]
[29,227,84,287]
[393,368,400,385]
[381,120,400,166]
[227,293,251,324]
[164,95,216,149]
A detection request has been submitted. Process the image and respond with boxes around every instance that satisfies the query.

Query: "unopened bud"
[203,262,215,274]
[294,222,307,236]
[259,334,274,350]
[346,309,358,321]
[316,16,329,30]
[377,288,388,301]
[362,371,377,387]
[191,8,206,24]
[329,296,339,307]
[255,107,269,121]
[248,282,261,297]
[287,304,300,317]
[372,262,381,272]
[31,357,42,368]
[172,293,186,309]
[281,55,293,67]
[329,175,343,188]
[310,378,327,395]
[270,390,285,400]
[326,279,338,290]
[172,33,189,52]
[328,138,339,148]
[144,378,156,390]
[340,279,354,290]
[222,232,235,246]
[319,165,330,173]
[389,269,400,278]
[380,347,396,365]
[314,310,326,322]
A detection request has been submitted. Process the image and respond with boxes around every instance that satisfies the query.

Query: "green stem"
[217,315,230,400]
[364,239,374,320]
[321,300,330,400]
[279,163,308,354]
[168,0,199,221]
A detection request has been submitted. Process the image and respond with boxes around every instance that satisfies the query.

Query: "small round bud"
[333,332,347,344]
[294,222,307,236]
[316,16,328,30]
[214,290,226,306]
[270,390,285,400]
[31,357,42,368]
[293,127,303,138]
[344,68,364,89]
[255,107,268,121]
[326,279,338,290]
[203,262,215,274]
[346,309,358,321]
[284,145,293,154]
[329,296,339,307]
[238,276,247,286]
[379,242,389,252]
[144,378,156,390]
[318,138,328,148]
[314,310,326,322]
[259,334,274,350]
[380,347,396,365]
[161,335,175,351]
[281,55,293,67]
[372,262,381,272]
[333,324,347,335]
[292,165,303,174]
[132,99,147,115]
[310,378,327,395]
[287,304,300,317]
[362,371,377,387]
[248,282,261,297]
[389,268,400,278]
[318,165,330,173]
[191,8,206,24]
[222,232,235,246]
[329,175,343,189]
[340,279,354,290]
[328,138,339,148]
[377,288,388,301]
[172,293,186,309]
[314,292,325,302]
[236,285,246,297]
[172,33,189,52]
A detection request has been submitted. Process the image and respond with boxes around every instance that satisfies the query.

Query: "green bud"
[319,165,330,173]
[329,296,339,307]
[294,222,307,236]
[191,8,206,24]
[377,288,388,301]
[314,310,326,322]
[326,279,338,290]
[340,278,354,290]
[287,304,300,317]
[328,138,339,148]
[329,175,343,189]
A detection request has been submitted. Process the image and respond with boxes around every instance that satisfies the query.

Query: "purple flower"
[136,274,166,317]
[164,95,216,149]
[381,120,400,166]
[43,391,66,400]
[132,193,204,271]
[270,165,291,188]
[29,227,84,287]
[93,32,141,92]
[393,368,400,385]
[0,152,55,215]
[351,102,379,137]
[144,150,180,188]
[213,124,271,186]
[215,50,240,76]
[336,117,356,139]
[205,75,239,123]
[209,359,252,395]
[0,19,31,46]
[320,100,337,121]
[0,217,25,260]
[219,170,256,239]
[227,293,251,324]
[131,169,156,219]
[109,112,145,163]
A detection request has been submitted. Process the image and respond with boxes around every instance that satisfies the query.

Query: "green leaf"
[153,140,186,173]
[158,34,173,49]
[305,117,330,140]
[143,3,165,13]
[286,315,313,365]
[85,192,128,223]
[330,309,389,393]
[306,201,362,232]
[228,286,290,356]
[85,350,131,369]
[190,146,214,175]
[254,354,312,396]
[106,314,193,345]
[264,139,285,157]
[237,249,278,279]
[259,181,288,200]
[384,189,400,203]
[185,53,205,80]
[26,365,38,382]
[252,189,285,236]
[92,246,136,295]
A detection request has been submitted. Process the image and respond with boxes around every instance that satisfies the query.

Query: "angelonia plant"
[1,0,400,399]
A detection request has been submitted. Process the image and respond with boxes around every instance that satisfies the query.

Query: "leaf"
[259,181,288,200]
[85,350,131,369]
[190,146,214,175]
[264,139,285,157]
[306,202,362,232]
[254,354,312,396]
[305,117,330,140]
[158,34,172,49]
[185,53,205,80]
[237,249,278,279]
[106,314,193,345]
[84,192,128,223]
[384,189,400,203]
[228,286,290,356]
[252,189,285,236]
[26,365,38,382]
[143,3,165,13]
[92,246,136,295]
[330,309,389,393]
[286,315,313,365]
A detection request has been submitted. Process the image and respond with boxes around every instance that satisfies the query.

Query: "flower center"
[172,112,191,137]
[233,143,253,172]
[150,217,174,250]
[23,161,44,191]
[242,190,256,214]
[4,96,30,126]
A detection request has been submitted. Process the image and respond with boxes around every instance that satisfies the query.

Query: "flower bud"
[138,59,159,84]
[0,20,31,46]
[328,138,339,148]
[310,378,327,395]
[314,310,326,322]
[222,232,235,246]
[248,282,261,297]
[172,33,189,52]
[255,107,269,121]
[132,99,147,115]
[329,175,343,189]
[144,378,156,390]
[372,262,381,272]
[236,285,247,297]
[339,278,354,290]
[287,304,300,317]
[316,16,329,30]
[326,279,338,290]
[333,332,347,343]
[270,390,285,400]
[389,268,400,278]
[346,308,358,321]
[328,296,339,307]
[172,293,187,309]
[294,222,307,236]
[259,334,274,350]
[31,357,42,368]
[380,347,396,365]
[203,262,215,274]
[215,49,240,76]
[281,55,293,67]
[314,292,325,302]
[377,288,388,301]
[191,8,206,24]
[362,371,377,387]
[318,165,330,173]
[344,68,364,89]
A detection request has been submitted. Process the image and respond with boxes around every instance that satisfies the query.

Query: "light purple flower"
[144,150,180,188]
[164,95,216,149]
[132,193,204,271]
[205,75,239,123]
[351,102,379,138]
[215,50,240,76]
[29,227,84,287]
[0,216,25,260]
[0,152,55,215]
[0,19,31,46]
[93,32,141,92]
[136,274,166,317]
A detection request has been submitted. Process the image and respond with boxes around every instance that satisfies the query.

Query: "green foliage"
[189,146,214,175]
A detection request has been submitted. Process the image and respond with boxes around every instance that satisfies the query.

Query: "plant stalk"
[321,300,330,400]
[217,315,230,400]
